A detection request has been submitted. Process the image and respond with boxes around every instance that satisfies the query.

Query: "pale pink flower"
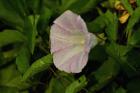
[50,10,97,73]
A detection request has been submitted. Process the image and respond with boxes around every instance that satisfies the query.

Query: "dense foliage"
[0,0,140,93]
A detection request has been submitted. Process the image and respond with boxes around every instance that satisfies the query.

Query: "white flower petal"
[53,45,87,73]
[53,45,84,67]
[54,10,88,34]
[50,24,85,53]
[84,33,98,53]
[50,10,98,73]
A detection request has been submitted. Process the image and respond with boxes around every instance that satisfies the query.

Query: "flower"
[50,10,97,73]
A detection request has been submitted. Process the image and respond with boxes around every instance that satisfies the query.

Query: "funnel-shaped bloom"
[50,10,97,73]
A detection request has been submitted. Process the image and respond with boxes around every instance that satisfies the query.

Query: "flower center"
[80,39,85,45]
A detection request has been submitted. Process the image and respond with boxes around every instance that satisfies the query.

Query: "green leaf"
[87,14,106,33]
[115,87,126,93]
[22,54,52,81]
[5,76,31,90]
[65,76,87,93]
[71,0,103,13]
[60,0,103,13]
[125,49,140,77]
[126,7,140,38]
[106,43,136,75]
[88,58,119,92]
[37,8,52,33]
[60,0,79,12]
[121,0,133,15]
[0,64,30,90]
[0,47,21,66]
[0,87,19,93]
[106,43,130,58]
[3,48,20,60]
[136,0,140,7]
[26,0,41,13]
[128,28,140,46]
[23,16,38,54]
[2,0,26,18]
[104,11,118,41]
[0,0,24,29]
[0,65,20,85]
[45,72,74,93]
[108,0,116,8]
[16,46,30,73]
[28,15,39,53]
[0,30,25,47]
[44,0,60,12]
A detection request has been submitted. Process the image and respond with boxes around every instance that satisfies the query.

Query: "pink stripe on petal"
[54,10,88,34]
[51,37,73,53]
[79,53,89,70]
[50,24,77,53]
[53,45,84,72]
[70,52,88,73]
[51,24,87,53]
[76,16,88,34]
[58,52,88,73]
[54,10,78,32]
